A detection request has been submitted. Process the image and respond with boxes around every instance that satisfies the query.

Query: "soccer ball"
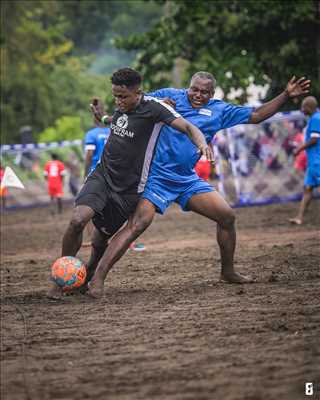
[51,256,86,291]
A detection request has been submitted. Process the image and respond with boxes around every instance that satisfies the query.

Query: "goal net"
[212,110,307,206]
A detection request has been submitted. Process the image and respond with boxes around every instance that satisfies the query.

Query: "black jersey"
[100,95,180,194]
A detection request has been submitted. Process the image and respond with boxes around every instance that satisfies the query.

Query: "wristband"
[101,115,110,125]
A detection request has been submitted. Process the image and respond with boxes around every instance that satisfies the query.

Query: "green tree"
[116,0,320,103]
[0,0,111,143]
[0,0,163,144]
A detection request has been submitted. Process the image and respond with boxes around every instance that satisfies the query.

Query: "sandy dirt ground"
[1,200,320,400]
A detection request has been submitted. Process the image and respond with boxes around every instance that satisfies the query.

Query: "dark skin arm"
[294,137,318,156]
[249,76,311,124]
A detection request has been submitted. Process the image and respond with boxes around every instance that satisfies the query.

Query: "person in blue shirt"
[87,72,310,298]
[84,117,111,177]
[83,115,111,247]
[289,96,320,225]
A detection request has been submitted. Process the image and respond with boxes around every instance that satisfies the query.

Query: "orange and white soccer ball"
[51,256,86,291]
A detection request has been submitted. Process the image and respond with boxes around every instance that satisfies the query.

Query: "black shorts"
[75,167,139,237]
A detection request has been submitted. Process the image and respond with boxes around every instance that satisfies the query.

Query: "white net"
[213,111,307,206]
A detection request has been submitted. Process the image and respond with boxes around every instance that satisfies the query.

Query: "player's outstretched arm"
[249,76,311,124]
[170,117,214,161]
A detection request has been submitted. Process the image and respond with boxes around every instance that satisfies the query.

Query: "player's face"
[112,84,141,113]
[187,77,214,108]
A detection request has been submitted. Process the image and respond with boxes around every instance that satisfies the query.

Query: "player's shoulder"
[311,110,320,121]
[147,88,186,100]
[143,95,174,110]
[85,127,99,136]
[85,127,100,141]
[161,88,186,97]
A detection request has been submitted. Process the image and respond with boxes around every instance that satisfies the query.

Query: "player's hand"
[286,76,311,98]
[90,97,107,122]
[198,144,214,163]
[163,98,176,108]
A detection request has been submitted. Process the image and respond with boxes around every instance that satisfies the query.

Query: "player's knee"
[69,217,86,233]
[131,214,152,235]
[69,210,89,233]
[220,209,236,229]
[91,233,108,252]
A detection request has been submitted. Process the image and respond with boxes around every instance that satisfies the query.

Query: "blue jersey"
[305,110,320,166]
[147,88,253,182]
[84,127,110,173]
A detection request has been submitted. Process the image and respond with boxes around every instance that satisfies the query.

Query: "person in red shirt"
[292,131,307,172]
[44,153,65,214]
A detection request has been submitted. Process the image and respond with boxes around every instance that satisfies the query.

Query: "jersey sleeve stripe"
[144,95,181,119]
[85,144,96,151]
[137,122,163,193]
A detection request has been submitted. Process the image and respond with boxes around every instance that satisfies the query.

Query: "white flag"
[0,167,25,189]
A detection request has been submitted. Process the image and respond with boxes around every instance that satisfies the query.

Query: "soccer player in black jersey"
[47,68,213,299]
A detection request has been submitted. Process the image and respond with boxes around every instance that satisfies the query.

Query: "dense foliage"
[1,0,162,144]
[1,0,319,144]
[116,0,320,103]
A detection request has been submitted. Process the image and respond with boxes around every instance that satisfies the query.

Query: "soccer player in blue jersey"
[87,72,310,298]
[84,117,110,177]
[289,96,320,225]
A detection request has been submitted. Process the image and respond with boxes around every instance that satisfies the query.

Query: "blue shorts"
[304,163,320,188]
[142,175,214,214]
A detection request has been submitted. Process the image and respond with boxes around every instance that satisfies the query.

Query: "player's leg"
[289,186,313,225]
[62,205,95,256]
[82,219,95,248]
[85,227,110,284]
[186,191,252,283]
[62,167,109,255]
[47,204,95,300]
[289,165,319,225]
[48,168,107,299]
[57,197,63,214]
[49,196,55,215]
[88,199,156,298]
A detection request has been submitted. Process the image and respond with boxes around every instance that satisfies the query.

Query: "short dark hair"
[191,71,216,91]
[111,67,142,88]
[51,153,58,160]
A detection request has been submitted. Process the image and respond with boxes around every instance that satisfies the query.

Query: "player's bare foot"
[289,218,302,225]
[87,280,104,299]
[47,282,63,300]
[220,272,254,284]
